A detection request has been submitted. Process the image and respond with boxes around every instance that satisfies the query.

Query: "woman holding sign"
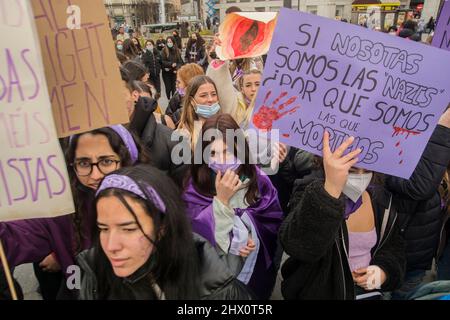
[279,132,406,300]
[280,108,450,300]
[0,126,149,298]
[182,114,283,299]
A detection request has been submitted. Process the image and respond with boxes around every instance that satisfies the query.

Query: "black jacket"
[161,48,183,74]
[165,92,183,126]
[280,172,406,300]
[185,43,207,66]
[128,97,179,175]
[142,49,161,79]
[386,125,450,271]
[77,234,253,300]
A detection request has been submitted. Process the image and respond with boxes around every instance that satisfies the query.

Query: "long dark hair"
[163,36,181,60]
[65,127,150,253]
[186,32,205,51]
[123,60,147,82]
[94,165,200,299]
[188,114,258,205]
[122,38,139,60]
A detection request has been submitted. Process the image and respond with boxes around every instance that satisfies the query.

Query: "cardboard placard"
[31,0,129,137]
[0,0,74,221]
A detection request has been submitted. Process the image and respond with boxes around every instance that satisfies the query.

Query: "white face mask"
[342,172,373,202]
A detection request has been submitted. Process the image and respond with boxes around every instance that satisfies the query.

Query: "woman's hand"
[214,33,222,47]
[215,169,242,206]
[352,266,386,290]
[39,253,61,273]
[323,131,361,199]
[275,142,288,163]
[239,238,256,258]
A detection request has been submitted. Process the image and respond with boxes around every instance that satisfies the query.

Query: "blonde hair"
[177,63,204,86]
[238,69,262,91]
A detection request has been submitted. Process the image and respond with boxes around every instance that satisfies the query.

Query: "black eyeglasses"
[72,158,121,177]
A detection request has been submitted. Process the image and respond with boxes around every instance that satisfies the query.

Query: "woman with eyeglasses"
[0,125,149,299]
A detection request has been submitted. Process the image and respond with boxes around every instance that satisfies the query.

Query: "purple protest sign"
[250,8,450,179]
[432,0,450,51]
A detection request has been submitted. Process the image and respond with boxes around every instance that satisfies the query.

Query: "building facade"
[213,0,354,22]
[104,0,181,27]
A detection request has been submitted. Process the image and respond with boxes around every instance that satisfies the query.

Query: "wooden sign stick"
[0,240,18,300]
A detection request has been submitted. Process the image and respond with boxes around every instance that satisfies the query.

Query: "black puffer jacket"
[280,172,406,300]
[142,49,161,80]
[128,97,179,174]
[77,234,253,300]
[161,48,183,74]
[386,125,450,272]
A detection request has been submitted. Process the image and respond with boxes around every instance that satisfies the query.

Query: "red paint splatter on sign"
[252,91,300,130]
[282,133,290,138]
[392,126,421,139]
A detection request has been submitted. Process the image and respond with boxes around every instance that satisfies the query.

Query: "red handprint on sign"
[252,91,300,130]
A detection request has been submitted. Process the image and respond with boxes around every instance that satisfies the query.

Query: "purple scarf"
[182,167,283,298]
[0,191,96,278]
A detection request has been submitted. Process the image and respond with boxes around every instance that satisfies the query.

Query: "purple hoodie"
[182,167,283,299]
[0,192,95,278]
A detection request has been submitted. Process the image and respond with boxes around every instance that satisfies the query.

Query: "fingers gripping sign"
[323,130,361,198]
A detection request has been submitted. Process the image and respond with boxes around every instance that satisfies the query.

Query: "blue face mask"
[117,44,123,51]
[195,102,221,118]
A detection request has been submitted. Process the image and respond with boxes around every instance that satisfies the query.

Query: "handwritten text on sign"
[432,0,450,51]
[31,0,129,137]
[251,8,450,179]
[0,0,74,221]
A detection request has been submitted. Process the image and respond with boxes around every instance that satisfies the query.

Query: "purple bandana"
[69,125,138,164]
[96,174,166,213]
[109,125,138,164]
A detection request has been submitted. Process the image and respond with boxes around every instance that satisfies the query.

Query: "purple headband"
[96,174,166,213]
[69,125,138,164]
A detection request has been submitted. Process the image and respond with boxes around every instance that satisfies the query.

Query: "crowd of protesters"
[1,7,450,301]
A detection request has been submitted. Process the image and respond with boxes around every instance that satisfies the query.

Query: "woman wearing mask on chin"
[177,75,221,148]
[0,126,149,299]
[182,114,283,299]
[279,131,406,300]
